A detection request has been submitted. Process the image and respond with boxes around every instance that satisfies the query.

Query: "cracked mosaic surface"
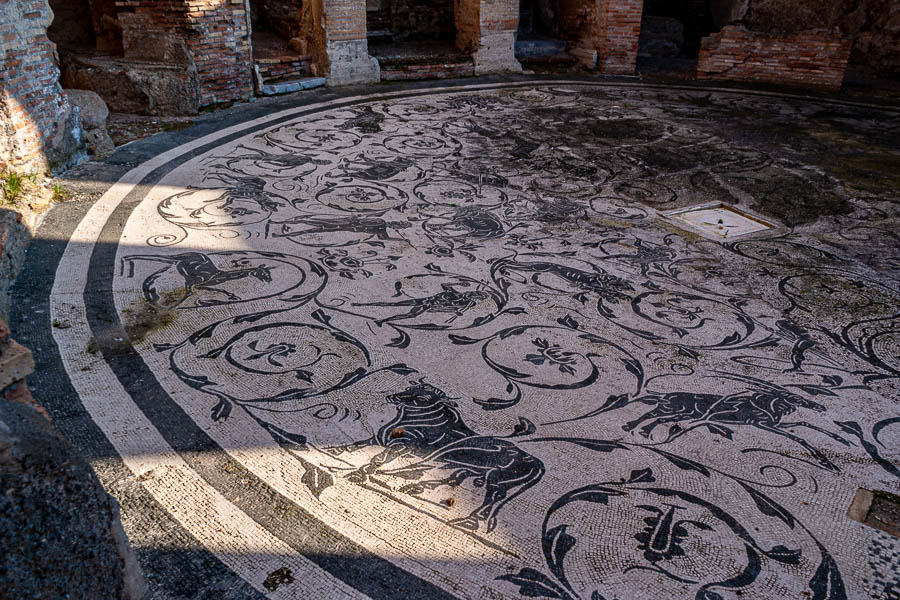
[40,82,900,599]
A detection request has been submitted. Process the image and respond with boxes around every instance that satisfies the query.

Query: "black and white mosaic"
[43,83,900,599]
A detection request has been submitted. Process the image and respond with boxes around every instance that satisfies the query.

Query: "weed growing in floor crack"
[122,300,176,344]
[52,183,70,202]
[1,172,23,204]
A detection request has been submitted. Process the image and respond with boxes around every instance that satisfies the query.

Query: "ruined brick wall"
[185,0,253,104]
[469,0,519,73]
[319,0,380,85]
[705,0,899,79]
[1,0,84,172]
[116,0,252,106]
[324,0,367,41]
[480,0,517,34]
[698,26,853,91]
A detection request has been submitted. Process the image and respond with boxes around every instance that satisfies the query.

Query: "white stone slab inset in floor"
[666,203,774,240]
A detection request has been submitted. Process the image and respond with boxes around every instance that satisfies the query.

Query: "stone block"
[473,30,521,74]
[65,89,109,130]
[62,55,200,116]
[326,39,381,86]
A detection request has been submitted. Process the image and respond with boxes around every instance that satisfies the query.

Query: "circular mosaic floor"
[39,82,900,599]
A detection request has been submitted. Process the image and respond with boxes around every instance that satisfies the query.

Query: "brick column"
[455,0,519,74]
[472,0,520,74]
[564,0,642,74]
[596,0,642,74]
[320,0,379,85]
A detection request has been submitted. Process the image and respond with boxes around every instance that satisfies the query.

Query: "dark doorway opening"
[249,0,312,91]
[47,0,123,56]
[366,0,473,81]
[637,0,718,79]
[515,0,576,68]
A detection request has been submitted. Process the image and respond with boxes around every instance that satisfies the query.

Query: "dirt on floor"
[107,113,196,147]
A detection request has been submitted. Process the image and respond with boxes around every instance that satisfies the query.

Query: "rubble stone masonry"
[698,26,853,92]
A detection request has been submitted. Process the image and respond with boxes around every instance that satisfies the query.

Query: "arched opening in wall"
[366,0,473,80]
[248,0,313,92]
[636,0,717,77]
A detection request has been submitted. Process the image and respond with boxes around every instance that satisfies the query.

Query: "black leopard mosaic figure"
[328,381,545,532]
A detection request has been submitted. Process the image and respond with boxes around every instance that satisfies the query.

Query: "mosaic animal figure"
[494,257,634,304]
[211,145,329,176]
[598,377,850,471]
[352,283,489,326]
[121,252,273,306]
[269,215,412,242]
[338,106,384,134]
[426,206,508,241]
[158,173,284,230]
[201,172,284,213]
[328,382,544,532]
[338,155,415,181]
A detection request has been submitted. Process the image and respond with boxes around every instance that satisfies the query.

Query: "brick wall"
[117,0,253,106]
[559,0,642,74]
[479,0,517,33]
[596,0,641,73]
[186,0,253,104]
[697,26,853,92]
[324,0,367,41]
[320,0,380,85]
[469,0,519,74]
[1,0,82,172]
